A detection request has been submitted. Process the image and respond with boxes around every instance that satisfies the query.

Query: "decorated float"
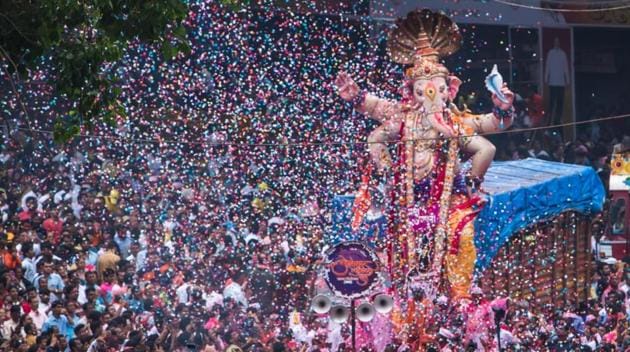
[313,9,606,350]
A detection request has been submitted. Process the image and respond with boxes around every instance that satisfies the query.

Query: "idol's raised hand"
[491,83,515,111]
[335,71,360,102]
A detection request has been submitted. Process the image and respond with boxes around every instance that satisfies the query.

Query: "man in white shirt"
[499,326,521,347]
[28,295,48,330]
[0,190,9,223]
[1,305,24,340]
[127,242,147,273]
[620,267,629,295]
[176,281,192,305]
[37,260,65,303]
[202,279,224,310]
[544,37,570,125]
[21,242,39,284]
[113,231,132,259]
[38,289,52,313]
[204,289,224,310]
[223,272,248,309]
[78,271,98,305]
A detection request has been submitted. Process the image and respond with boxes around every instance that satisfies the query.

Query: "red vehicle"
[600,150,630,260]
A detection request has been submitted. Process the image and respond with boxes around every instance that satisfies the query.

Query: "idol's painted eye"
[439,85,446,93]
[416,89,423,96]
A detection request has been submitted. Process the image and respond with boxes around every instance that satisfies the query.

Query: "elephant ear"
[447,75,462,101]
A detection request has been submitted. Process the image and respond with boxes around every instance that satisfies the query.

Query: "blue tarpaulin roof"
[329,158,606,271]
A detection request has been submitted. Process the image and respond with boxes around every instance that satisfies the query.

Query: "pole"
[351,299,356,352]
[496,320,502,352]
[493,307,505,352]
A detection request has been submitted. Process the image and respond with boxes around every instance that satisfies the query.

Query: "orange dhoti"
[445,194,482,300]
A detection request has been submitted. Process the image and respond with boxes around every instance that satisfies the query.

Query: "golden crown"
[404,33,450,80]
[387,10,461,81]
[405,60,450,80]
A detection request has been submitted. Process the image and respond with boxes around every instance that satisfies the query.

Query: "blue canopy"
[329,158,605,271]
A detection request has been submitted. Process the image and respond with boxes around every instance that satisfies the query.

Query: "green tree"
[0,0,190,142]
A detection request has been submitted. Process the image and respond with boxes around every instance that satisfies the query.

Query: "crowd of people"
[1,1,629,351]
[0,123,328,352]
[0,125,628,351]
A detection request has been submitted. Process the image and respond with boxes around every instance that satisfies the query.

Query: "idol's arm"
[460,110,515,136]
[460,83,515,135]
[356,94,403,124]
[335,71,402,123]
[459,84,515,180]
[368,118,403,172]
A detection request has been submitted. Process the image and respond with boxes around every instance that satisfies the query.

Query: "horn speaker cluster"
[310,293,393,323]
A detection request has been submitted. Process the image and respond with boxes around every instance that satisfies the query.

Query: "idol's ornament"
[335,8,515,345]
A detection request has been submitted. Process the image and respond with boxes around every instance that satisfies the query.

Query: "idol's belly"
[412,162,467,206]
[412,149,461,181]
[412,151,433,180]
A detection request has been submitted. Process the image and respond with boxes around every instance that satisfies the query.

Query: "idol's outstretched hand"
[335,71,360,102]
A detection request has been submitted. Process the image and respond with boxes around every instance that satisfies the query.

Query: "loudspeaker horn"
[310,294,332,314]
[356,302,375,322]
[330,305,350,323]
[373,294,394,314]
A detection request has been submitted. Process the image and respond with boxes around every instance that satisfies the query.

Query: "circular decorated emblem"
[323,241,380,299]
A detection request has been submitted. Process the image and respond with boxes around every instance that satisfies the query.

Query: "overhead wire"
[15,113,630,147]
[492,0,630,12]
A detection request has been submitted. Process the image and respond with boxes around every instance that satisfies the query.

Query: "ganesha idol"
[335,10,515,303]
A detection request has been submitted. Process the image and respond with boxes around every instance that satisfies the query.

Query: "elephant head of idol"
[388,10,463,137]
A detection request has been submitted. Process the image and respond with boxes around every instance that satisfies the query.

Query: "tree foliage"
[0,0,190,142]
